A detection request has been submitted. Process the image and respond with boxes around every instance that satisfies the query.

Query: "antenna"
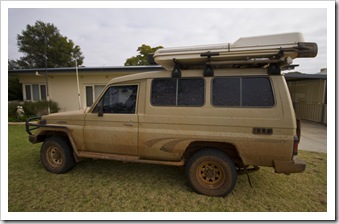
[75,59,82,110]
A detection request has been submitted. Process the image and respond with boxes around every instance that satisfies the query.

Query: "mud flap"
[274,158,306,174]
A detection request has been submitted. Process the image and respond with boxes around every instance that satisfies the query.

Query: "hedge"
[8,100,60,122]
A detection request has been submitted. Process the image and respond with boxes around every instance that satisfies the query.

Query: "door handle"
[123,122,133,127]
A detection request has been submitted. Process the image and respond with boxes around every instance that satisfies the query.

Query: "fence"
[293,102,327,124]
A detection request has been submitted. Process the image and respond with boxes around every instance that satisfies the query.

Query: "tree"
[8,59,20,70]
[125,44,163,66]
[8,60,23,101]
[8,76,23,101]
[14,20,84,68]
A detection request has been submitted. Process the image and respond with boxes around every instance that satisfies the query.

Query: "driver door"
[83,84,138,156]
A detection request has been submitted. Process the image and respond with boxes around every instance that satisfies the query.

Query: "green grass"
[7,125,327,212]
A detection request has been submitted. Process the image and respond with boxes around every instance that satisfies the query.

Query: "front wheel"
[185,149,237,197]
[40,136,76,174]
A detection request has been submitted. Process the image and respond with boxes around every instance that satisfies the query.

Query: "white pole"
[44,35,50,114]
[75,59,82,110]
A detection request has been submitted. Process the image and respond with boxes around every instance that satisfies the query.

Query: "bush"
[8,100,60,122]
[23,100,60,117]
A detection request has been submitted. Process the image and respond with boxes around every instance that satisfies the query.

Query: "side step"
[77,151,185,166]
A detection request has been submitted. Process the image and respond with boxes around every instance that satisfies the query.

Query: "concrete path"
[298,120,327,153]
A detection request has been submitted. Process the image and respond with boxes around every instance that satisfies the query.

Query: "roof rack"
[151,32,318,77]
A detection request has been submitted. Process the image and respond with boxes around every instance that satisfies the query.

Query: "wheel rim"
[196,161,225,189]
[46,146,63,167]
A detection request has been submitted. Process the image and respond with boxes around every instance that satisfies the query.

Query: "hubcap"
[196,161,225,189]
[47,146,63,167]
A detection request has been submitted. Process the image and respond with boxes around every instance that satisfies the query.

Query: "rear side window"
[151,78,205,106]
[212,77,274,107]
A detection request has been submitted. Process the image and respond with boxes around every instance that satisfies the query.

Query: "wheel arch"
[36,128,81,162]
[183,141,244,168]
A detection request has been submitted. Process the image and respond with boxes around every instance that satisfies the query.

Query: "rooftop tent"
[152,32,318,73]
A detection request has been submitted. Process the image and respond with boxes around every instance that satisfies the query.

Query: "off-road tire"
[185,149,237,197]
[40,136,76,174]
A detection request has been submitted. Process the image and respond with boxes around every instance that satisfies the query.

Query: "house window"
[25,85,32,101]
[40,85,47,100]
[24,84,47,101]
[85,85,105,107]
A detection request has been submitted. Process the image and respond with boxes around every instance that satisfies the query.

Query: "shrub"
[23,100,60,117]
[8,100,60,122]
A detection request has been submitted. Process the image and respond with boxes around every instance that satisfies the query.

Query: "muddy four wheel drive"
[26,32,317,197]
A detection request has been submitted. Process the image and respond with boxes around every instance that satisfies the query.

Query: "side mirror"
[97,105,103,117]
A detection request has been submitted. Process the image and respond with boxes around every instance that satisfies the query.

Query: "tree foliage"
[8,76,23,101]
[14,20,84,69]
[125,44,163,66]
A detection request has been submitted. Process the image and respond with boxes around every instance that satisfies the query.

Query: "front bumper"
[274,158,306,174]
[28,134,39,144]
[25,116,43,135]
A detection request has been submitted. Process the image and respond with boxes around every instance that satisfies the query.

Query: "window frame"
[150,77,206,107]
[92,84,139,114]
[85,84,106,107]
[211,76,276,108]
[23,84,47,101]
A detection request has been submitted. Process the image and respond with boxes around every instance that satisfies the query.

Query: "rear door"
[83,84,139,156]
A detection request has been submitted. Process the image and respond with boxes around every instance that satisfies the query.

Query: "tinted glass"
[242,77,274,106]
[178,79,204,106]
[95,85,138,114]
[212,78,240,106]
[151,78,204,106]
[151,79,177,106]
[212,77,274,107]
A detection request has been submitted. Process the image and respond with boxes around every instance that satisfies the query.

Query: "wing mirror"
[97,105,103,117]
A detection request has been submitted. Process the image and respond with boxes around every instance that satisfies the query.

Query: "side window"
[151,79,177,106]
[242,77,274,106]
[94,85,138,114]
[212,77,240,106]
[178,78,205,106]
[212,77,274,107]
[151,78,204,106]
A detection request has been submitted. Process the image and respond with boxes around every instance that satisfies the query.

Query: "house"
[9,66,163,111]
[9,66,327,124]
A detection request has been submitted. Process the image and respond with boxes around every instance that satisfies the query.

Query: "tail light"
[293,118,301,156]
[293,136,299,155]
[296,118,301,143]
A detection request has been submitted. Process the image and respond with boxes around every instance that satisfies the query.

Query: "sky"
[5,2,332,74]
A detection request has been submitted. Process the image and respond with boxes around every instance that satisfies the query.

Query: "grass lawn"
[7,125,327,213]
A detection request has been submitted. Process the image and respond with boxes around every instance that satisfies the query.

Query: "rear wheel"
[185,149,237,197]
[41,136,76,174]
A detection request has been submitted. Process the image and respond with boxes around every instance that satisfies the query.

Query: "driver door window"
[94,85,138,114]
